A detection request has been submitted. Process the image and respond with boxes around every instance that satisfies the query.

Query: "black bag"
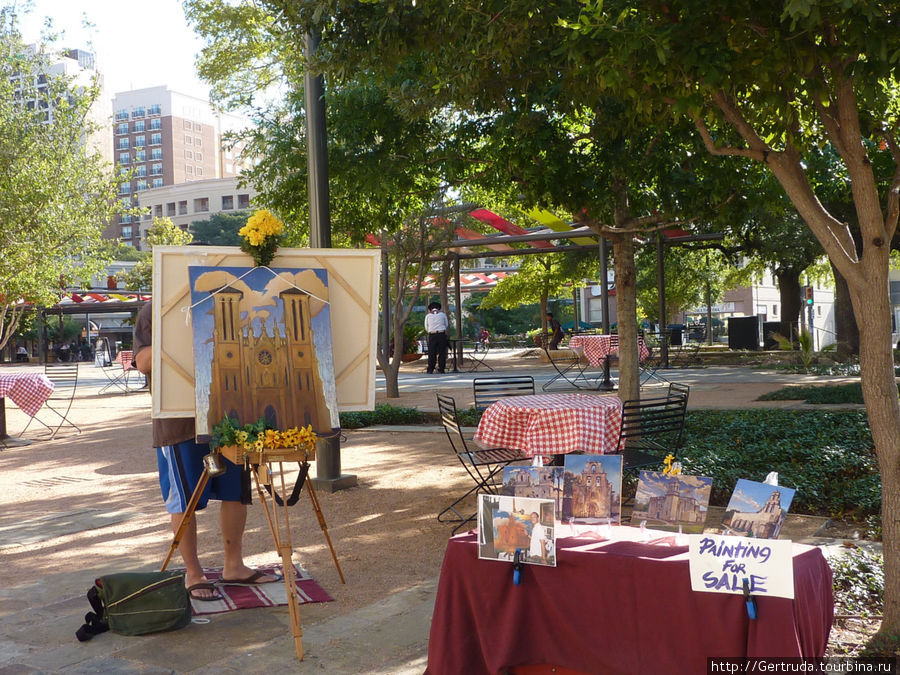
[76,572,191,641]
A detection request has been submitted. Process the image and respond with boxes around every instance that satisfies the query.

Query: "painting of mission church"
[631,471,713,534]
[188,265,340,440]
[721,479,796,539]
[563,454,623,524]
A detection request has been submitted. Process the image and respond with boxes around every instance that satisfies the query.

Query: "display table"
[0,372,54,446]
[425,529,833,675]
[473,393,623,459]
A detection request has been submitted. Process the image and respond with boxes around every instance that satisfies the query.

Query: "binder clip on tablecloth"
[513,548,525,585]
[742,578,758,620]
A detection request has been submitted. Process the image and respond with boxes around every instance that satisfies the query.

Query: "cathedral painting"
[563,454,623,524]
[188,266,340,440]
[502,467,563,515]
[721,479,796,539]
[631,471,713,534]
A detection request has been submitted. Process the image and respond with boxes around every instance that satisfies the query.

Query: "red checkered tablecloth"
[474,393,623,458]
[568,334,650,367]
[0,373,54,417]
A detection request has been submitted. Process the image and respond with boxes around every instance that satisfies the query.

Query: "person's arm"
[134,346,152,374]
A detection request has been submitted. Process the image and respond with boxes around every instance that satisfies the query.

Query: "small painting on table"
[720,479,796,539]
[630,471,713,534]
[478,494,556,567]
[562,454,623,525]
[502,466,564,517]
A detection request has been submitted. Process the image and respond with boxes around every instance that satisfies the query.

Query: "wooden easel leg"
[161,468,210,571]
[305,479,346,584]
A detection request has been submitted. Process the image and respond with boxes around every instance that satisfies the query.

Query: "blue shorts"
[157,439,251,514]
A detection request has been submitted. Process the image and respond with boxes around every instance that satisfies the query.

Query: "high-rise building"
[109,86,250,248]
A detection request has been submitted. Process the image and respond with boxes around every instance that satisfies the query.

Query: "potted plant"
[401,322,424,362]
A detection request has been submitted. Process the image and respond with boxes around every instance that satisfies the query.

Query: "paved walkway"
[0,354,867,673]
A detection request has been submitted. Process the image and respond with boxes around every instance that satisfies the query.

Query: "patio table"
[0,372,54,447]
[569,334,650,390]
[473,392,623,459]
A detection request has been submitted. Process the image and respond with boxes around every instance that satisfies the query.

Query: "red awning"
[469,208,554,249]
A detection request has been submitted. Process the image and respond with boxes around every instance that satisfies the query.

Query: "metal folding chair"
[22,363,81,439]
[541,345,602,391]
[464,340,494,372]
[436,393,528,534]
[99,350,142,394]
[472,375,535,413]
[615,390,689,477]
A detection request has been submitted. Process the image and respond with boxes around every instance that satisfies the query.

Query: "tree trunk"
[848,273,900,632]
[612,234,639,403]
[774,269,802,339]
[831,260,860,355]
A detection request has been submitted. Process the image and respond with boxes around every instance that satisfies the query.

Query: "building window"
[149,104,161,116]
[195,152,202,162]
[152,178,163,188]
[195,138,202,148]
[184,135,193,145]
[134,165,147,177]
[194,197,209,212]
[134,134,146,147]
[150,133,161,145]
[166,202,176,216]
[117,138,130,150]
[178,200,188,215]
[154,205,163,217]
[773,304,778,316]
[237,194,250,209]
[133,120,145,132]
[120,197,132,208]
[118,152,130,164]
[183,119,192,130]
[132,107,146,118]
[817,305,821,316]
[134,150,146,162]
[121,225,132,239]
[119,183,131,194]
[150,118,161,130]
[115,110,128,121]
[136,179,148,191]
[221,195,234,210]
[184,150,193,159]
[116,122,128,135]
[150,163,162,176]
[194,122,202,132]
[150,148,162,160]
[120,214,132,224]
[185,165,194,174]
[196,167,203,176]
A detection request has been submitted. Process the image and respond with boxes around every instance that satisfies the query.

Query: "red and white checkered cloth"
[568,334,650,367]
[0,373,55,417]
[474,393,623,458]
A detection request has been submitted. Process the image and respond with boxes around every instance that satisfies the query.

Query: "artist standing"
[424,301,449,374]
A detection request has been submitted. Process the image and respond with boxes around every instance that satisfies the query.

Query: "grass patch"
[681,409,879,521]
[339,404,428,428]
[757,383,879,404]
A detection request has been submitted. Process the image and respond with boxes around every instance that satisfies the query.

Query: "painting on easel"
[188,265,340,441]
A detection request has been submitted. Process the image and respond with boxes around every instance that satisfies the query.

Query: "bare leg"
[170,512,217,599]
[220,501,279,582]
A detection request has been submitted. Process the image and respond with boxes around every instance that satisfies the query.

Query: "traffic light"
[803,286,814,306]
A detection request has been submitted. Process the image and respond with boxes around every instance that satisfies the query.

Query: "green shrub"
[830,546,883,617]
[339,404,428,429]
[682,410,879,521]
[758,384,871,404]
[455,407,481,427]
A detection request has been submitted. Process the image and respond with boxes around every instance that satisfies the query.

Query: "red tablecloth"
[425,530,834,675]
[0,373,54,417]
[568,334,650,367]
[473,393,623,458]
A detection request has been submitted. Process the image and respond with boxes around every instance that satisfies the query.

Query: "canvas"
[188,265,339,440]
[478,494,556,567]
[501,466,564,518]
[631,471,713,534]
[562,454,623,525]
[720,479,796,539]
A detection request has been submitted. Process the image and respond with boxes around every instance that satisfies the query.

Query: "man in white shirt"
[424,301,449,373]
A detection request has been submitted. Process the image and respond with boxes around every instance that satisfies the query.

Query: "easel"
[161,445,345,661]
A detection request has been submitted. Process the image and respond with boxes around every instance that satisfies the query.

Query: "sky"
[13,0,210,98]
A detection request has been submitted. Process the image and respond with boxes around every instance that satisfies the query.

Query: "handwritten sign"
[688,534,794,599]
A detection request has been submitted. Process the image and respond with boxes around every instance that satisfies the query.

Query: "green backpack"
[76,572,191,641]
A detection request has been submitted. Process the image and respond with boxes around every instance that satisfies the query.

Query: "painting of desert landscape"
[631,471,713,534]
[478,494,556,567]
[562,454,623,524]
[721,479,796,539]
[188,265,340,440]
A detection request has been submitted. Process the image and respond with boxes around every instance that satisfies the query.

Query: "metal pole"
[657,232,669,367]
[600,238,610,334]
[305,30,355,492]
[453,253,463,372]
[381,245,391,363]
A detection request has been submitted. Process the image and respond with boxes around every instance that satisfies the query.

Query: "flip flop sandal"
[187,582,224,601]
[219,570,283,586]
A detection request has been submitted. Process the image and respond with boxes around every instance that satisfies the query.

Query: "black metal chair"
[464,340,494,372]
[639,331,672,387]
[22,363,81,439]
[473,375,535,413]
[436,393,528,533]
[540,345,601,391]
[615,392,688,476]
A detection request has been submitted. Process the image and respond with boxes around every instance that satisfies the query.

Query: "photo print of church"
[188,266,340,440]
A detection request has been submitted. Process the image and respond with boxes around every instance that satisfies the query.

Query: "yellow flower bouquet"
[239,208,284,267]
[211,416,317,465]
